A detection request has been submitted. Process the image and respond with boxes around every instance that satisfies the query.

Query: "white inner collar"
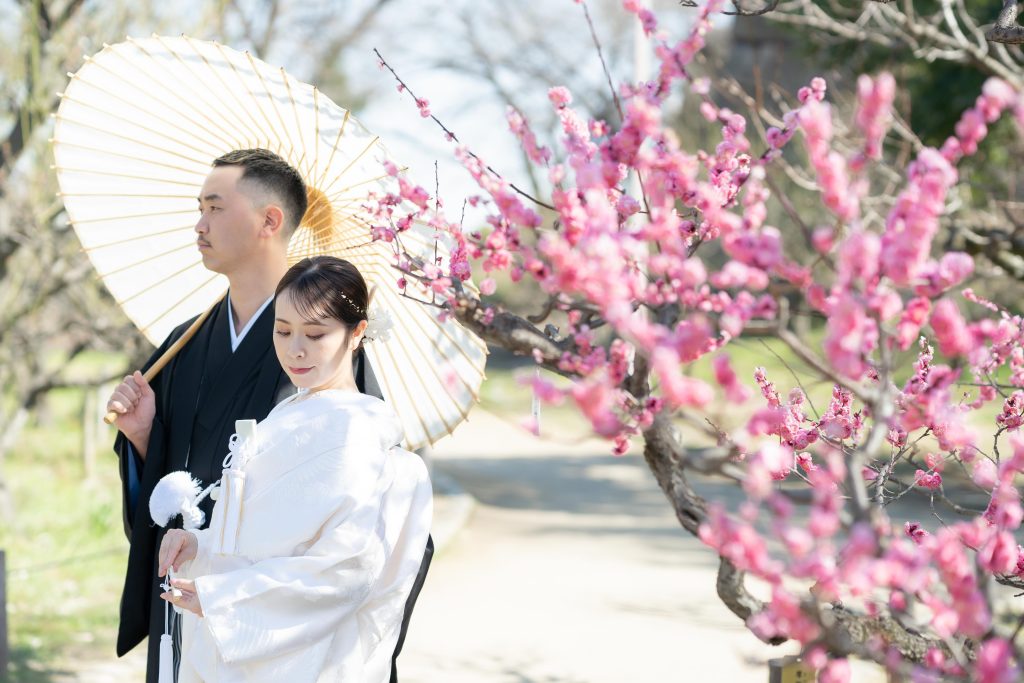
[227,294,274,352]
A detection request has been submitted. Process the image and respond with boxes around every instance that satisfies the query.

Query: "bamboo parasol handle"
[103,304,217,425]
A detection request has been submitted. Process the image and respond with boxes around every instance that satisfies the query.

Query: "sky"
[329,0,704,227]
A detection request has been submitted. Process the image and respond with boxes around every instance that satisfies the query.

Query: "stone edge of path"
[430,466,475,555]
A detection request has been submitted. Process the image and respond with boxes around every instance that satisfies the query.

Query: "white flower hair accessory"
[363,302,394,343]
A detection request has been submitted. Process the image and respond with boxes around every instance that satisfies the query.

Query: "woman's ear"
[351,319,369,350]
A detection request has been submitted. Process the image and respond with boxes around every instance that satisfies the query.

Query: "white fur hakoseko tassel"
[150,470,205,529]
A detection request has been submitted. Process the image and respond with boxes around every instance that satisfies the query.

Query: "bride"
[157,256,432,682]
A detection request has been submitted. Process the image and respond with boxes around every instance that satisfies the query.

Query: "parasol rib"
[109,39,245,149]
[57,35,487,448]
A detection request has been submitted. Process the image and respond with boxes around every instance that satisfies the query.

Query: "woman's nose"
[289,337,304,358]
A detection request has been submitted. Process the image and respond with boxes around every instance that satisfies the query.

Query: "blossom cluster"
[365,1,1024,679]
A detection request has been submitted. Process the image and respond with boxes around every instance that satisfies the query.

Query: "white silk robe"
[176,389,433,683]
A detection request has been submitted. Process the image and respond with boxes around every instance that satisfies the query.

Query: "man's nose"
[195,214,208,233]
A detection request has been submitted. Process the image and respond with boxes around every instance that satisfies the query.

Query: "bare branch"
[988,0,1024,45]
[373,48,557,212]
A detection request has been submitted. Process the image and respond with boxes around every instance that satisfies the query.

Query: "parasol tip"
[55,91,65,98]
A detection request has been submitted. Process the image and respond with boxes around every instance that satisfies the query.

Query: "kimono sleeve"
[192,444,392,665]
[113,320,186,538]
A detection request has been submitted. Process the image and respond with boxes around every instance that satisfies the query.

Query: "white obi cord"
[209,419,258,556]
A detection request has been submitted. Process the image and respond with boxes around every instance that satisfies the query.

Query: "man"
[107,149,430,682]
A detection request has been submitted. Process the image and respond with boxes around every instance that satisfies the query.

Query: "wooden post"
[1,549,8,678]
[768,656,816,683]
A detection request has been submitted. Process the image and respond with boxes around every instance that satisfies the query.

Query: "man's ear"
[261,204,286,238]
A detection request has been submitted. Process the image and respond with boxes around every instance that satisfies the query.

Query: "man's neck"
[227,260,287,334]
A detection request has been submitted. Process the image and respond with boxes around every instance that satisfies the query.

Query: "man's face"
[195,165,265,275]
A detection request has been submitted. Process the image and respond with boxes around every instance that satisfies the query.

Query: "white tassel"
[158,633,174,683]
[158,572,178,683]
[150,471,204,529]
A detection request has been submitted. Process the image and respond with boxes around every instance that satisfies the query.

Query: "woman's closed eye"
[275,330,325,341]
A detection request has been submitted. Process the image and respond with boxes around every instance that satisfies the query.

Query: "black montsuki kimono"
[114,295,432,683]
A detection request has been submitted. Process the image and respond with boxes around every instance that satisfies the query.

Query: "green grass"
[1,386,128,682]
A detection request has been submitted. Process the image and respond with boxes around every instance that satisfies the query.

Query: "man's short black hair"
[213,149,308,235]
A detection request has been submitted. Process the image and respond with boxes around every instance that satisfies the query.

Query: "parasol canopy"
[52,34,487,450]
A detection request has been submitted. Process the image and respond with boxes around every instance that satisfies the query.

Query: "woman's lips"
[289,366,313,375]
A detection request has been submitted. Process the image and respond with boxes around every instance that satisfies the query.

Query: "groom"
[107,149,431,683]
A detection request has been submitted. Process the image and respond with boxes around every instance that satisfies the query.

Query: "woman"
[157,256,432,682]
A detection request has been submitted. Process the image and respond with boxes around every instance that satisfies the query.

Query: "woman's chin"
[288,373,318,389]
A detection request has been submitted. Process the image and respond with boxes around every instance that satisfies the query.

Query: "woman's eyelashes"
[274,330,325,340]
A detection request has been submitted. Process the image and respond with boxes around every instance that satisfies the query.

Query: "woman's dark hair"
[275,256,369,331]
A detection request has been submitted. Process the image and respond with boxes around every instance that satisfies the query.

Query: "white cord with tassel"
[158,569,181,683]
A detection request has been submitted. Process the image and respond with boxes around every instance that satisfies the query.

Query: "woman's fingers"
[161,579,203,617]
[158,531,183,577]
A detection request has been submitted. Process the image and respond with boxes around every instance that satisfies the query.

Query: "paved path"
[400,409,885,682]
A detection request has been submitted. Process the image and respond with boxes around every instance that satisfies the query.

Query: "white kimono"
[176,389,433,683]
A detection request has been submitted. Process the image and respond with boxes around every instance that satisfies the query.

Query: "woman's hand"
[162,578,204,617]
[159,529,198,577]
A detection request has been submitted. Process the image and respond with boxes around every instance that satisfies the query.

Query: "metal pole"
[0,549,8,678]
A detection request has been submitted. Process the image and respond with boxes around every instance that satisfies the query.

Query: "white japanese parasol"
[52,34,487,450]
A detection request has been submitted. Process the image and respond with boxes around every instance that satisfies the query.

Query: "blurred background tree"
[0,1,396,676]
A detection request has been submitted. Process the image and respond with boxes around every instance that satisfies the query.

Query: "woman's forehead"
[275,290,334,324]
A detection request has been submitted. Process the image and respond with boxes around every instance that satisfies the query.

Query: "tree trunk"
[0,406,29,521]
